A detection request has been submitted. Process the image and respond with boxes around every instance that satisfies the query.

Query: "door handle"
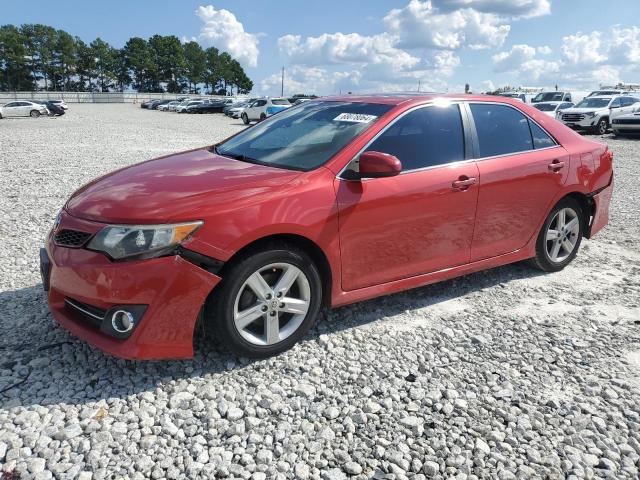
[548,159,565,171]
[452,176,477,190]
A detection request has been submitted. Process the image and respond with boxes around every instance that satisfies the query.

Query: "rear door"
[467,102,570,261]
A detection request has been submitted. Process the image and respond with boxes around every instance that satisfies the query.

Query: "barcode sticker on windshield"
[333,113,378,123]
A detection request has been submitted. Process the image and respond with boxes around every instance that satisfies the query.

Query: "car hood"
[65,147,301,224]
[562,107,608,114]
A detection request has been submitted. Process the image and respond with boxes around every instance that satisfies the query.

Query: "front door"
[336,103,479,291]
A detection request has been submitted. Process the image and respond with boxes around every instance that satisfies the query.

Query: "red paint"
[358,151,402,177]
[46,94,613,359]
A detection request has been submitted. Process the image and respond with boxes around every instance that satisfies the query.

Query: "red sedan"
[41,94,614,359]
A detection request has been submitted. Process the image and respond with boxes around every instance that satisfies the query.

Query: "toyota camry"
[41,94,614,359]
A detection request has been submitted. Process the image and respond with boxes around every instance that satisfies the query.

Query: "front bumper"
[561,117,599,130]
[42,214,220,360]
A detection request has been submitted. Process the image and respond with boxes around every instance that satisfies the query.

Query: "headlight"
[87,221,202,260]
[585,111,596,117]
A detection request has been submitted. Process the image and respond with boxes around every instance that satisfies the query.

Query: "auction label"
[333,113,378,123]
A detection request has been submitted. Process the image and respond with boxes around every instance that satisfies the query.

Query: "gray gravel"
[1,104,639,479]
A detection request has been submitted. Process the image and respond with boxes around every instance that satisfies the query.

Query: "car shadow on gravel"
[0,260,544,409]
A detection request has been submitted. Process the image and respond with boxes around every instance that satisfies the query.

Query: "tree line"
[0,24,253,94]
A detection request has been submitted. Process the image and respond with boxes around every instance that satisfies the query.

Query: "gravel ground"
[0,104,639,479]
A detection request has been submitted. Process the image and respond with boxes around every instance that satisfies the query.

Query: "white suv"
[558,95,640,135]
[241,98,291,124]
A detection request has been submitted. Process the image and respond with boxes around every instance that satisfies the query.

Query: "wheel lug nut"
[276,292,282,298]
[266,293,272,300]
[269,311,276,316]
[262,306,268,312]
[279,303,285,308]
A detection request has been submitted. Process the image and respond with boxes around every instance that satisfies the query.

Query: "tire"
[259,113,267,121]
[241,113,249,125]
[207,245,323,358]
[30,110,41,118]
[595,118,608,135]
[530,197,583,272]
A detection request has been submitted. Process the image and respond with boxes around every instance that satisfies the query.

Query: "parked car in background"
[497,92,539,103]
[33,100,66,116]
[0,100,48,118]
[531,91,573,103]
[611,107,640,136]
[559,95,640,134]
[47,99,69,110]
[141,99,157,109]
[151,100,172,110]
[587,89,625,97]
[241,98,291,124]
[533,101,574,117]
[188,101,227,114]
[225,101,253,118]
[158,101,179,111]
[176,100,204,113]
[41,94,613,359]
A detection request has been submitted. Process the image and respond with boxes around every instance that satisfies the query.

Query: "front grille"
[54,229,92,247]
[562,113,585,122]
[65,298,106,328]
[613,118,640,125]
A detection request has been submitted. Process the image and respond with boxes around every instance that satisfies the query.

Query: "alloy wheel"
[233,262,311,346]
[545,207,580,263]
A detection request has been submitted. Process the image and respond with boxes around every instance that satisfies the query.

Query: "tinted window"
[4,102,17,107]
[530,122,555,149]
[610,98,621,108]
[364,105,465,171]
[218,101,391,171]
[255,100,267,107]
[470,104,532,157]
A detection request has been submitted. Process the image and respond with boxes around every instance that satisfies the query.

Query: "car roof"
[315,93,531,106]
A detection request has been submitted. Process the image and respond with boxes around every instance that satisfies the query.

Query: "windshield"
[272,99,290,105]
[588,91,619,97]
[217,101,392,171]
[534,103,557,111]
[533,92,564,102]
[575,98,611,108]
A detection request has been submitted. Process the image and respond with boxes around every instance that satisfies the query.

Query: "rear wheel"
[30,110,41,118]
[259,113,267,121]
[241,113,249,125]
[208,246,323,358]
[530,197,583,272]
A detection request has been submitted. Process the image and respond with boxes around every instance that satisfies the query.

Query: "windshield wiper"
[213,146,261,165]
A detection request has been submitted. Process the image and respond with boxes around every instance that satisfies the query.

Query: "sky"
[3,0,640,95]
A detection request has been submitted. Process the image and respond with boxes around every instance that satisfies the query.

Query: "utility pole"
[417,80,421,93]
[281,67,284,97]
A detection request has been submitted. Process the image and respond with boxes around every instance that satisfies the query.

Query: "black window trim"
[337,100,475,181]
[464,101,561,161]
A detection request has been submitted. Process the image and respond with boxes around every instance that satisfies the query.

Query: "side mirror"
[358,151,402,178]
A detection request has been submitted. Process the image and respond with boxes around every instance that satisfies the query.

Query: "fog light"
[111,310,135,333]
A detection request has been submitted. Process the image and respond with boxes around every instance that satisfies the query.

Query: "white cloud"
[260,66,361,95]
[561,31,606,66]
[384,0,511,50]
[277,32,419,71]
[196,5,259,68]
[431,0,550,18]
[492,44,537,71]
[607,26,640,64]
[537,45,552,55]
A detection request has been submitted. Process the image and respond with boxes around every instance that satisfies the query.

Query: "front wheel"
[208,246,323,358]
[241,113,249,125]
[530,197,583,272]
[595,118,608,135]
[30,110,41,118]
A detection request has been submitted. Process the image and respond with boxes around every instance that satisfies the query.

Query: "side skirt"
[331,246,535,308]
